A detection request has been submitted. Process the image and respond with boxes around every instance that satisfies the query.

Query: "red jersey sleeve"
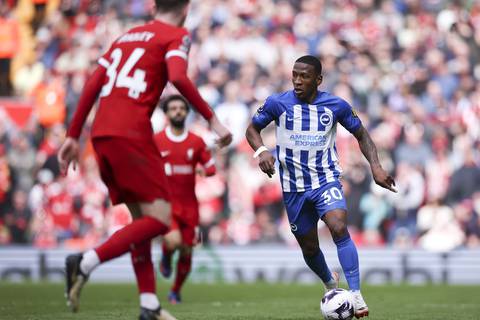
[197,138,216,176]
[165,30,213,120]
[67,66,106,138]
[165,28,191,61]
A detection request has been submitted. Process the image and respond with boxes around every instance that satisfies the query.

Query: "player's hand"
[258,151,276,178]
[371,165,397,192]
[208,115,232,148]
[58,137,80,176]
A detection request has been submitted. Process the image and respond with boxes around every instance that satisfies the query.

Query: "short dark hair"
[161,94,190,113]
[295,55,322,75]
[155,0,189,12]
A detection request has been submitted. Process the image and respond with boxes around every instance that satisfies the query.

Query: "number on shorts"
[321,187,343,204]
[100,48,147,99]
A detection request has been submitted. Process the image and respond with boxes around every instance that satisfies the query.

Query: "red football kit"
[67,20,213,205]
[154,127,215,245]
[63,18,218,302]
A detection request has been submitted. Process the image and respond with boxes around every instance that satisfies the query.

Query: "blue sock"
[334,234,360,290]
[303,250,333,284]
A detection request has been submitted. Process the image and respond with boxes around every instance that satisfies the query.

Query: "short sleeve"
[165,29,191,61]
[336,99,362,133]
[251,96,280,129]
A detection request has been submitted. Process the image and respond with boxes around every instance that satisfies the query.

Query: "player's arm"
[166,57,231,148]
[336,99,396,192]
[58,66,106,175]
[198,141,216,177]
[246,123,275,178]
[353,125,397,192]
[245,98,278,178]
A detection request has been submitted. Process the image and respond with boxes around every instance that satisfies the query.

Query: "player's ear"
[317,74,323,86]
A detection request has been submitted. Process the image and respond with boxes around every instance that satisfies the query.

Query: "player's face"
[166,100,188,128]
[292,62,322,102]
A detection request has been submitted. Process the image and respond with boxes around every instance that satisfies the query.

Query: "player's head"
[154,0,190,26]
[162,94,190,128]
[292,55,323,102]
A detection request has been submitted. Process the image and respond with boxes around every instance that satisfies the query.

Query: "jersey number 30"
[321,187,343,204]
[101,48,147,99]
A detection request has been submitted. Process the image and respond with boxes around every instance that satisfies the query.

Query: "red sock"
[131,240,155,293]
[162,242,174,266]
[172,253,192,293]
[95,216,169,262]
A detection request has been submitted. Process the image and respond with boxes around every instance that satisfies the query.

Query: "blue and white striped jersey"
[252,90,361,192]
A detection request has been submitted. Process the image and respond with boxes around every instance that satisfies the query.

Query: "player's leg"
[169,222,196,304]
[127,204,160,314]
[294,226,338,290]
[323,209,368,318]
[65,138,176,319]
[66,200,172,312]
[128,203,177,320]
[283,192,337,289]
[80,199,171,272]
[168,245,192,304]
[160,227,182,279]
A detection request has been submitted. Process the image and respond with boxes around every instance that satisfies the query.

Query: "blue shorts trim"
[283,181,347,235]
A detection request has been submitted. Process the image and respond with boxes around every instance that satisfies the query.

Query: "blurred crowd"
[0,0,479,252]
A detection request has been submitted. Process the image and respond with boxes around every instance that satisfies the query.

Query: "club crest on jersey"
[187,148,194,160]
[351,108,359,118]
[255,101,266,116]
[319,112,332,127]
[179,35,191,53]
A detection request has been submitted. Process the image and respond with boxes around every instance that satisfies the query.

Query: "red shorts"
[170,204,199,246]
[92,137,169,205]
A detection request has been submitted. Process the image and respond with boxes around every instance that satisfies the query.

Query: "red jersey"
[154,127,215,204]
[44,182,75,231]
[92,21,190,140]
[67,19,213,140]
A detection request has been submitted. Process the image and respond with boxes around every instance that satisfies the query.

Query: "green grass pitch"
[1,282,479,319]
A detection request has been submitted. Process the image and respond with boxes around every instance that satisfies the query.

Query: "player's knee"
[329,222,348,240]
[141,199,172,226]
[300,242,320,257]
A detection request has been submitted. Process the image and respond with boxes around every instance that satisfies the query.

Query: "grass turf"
[0,282,479,319]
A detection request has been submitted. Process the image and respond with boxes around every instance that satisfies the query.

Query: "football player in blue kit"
[246,55,397,318]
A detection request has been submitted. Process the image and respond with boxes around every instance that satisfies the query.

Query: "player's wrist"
[253,146,269,159]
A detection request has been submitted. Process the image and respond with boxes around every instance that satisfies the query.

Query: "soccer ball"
[320,288,355,320]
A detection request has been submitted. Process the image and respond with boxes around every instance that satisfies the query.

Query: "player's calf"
[160,254,172,278]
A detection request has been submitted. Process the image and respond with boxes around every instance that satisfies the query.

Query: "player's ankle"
[79,250,100,275]
[325,278,337,288]
[140,293,160,310]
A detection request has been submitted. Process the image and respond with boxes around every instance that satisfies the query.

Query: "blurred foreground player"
[246,55,396,318]
[154,95,216,304]
[57,1,232,319]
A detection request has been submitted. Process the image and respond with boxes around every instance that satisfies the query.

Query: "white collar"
[165,126,188,143]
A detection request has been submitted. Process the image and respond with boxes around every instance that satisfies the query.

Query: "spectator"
[389,162,425,242]
[31,71,66,128]
[4,190,32,244]
[359,183,392,246]
[418,198,464,252]
[0,2,20,96]
[1,0,479,248]
[0,144,12,213]
[7,133,36,191]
